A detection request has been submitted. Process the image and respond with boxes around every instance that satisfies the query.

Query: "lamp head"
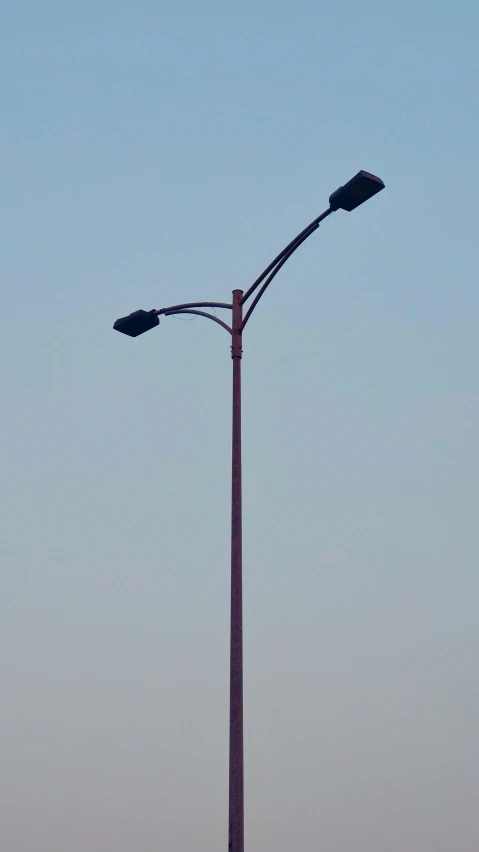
[329,170,385,212]
[113,309,159,337]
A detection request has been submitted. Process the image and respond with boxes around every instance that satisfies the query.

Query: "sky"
[1,1,479,850]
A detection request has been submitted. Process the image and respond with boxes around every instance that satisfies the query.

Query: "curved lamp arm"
[241,208,333,304]
[240,207,333,328]
[241,219,325,329]
[157,300,232,315]
[164,308,232,334]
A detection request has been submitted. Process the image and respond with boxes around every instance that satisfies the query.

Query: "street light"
[112,170,385,852]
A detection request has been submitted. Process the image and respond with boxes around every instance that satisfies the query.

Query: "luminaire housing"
[329,170,385,212]
[113,309,159,337]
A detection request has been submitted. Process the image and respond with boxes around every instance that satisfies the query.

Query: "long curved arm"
[240,206,333,325]
[242,222,320,329]
[164,308,232,334]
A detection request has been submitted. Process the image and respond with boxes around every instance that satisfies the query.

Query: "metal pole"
[229,289,244,852]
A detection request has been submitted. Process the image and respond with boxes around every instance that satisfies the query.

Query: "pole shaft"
[229,289,244,852]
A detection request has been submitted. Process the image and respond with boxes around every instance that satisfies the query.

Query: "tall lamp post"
[113,170,385,852]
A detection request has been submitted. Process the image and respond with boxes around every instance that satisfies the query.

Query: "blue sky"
[1,2,479,850]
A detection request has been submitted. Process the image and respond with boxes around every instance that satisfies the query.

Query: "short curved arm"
[240,206,333,326]
[157,300,232,315]
[164,308,232,334]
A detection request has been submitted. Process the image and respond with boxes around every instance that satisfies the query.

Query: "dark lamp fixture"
[329,170,385,212]
[113,309,159,337]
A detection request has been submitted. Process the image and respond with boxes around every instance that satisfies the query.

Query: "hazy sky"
[1,2,478,850]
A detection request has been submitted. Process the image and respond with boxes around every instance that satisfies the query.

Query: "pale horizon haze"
[1,2,478,850]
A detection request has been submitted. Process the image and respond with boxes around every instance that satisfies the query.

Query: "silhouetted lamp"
[329,170,385,212]
[113,309,159,337]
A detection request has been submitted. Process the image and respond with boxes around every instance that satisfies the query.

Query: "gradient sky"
[1,2,479,850]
